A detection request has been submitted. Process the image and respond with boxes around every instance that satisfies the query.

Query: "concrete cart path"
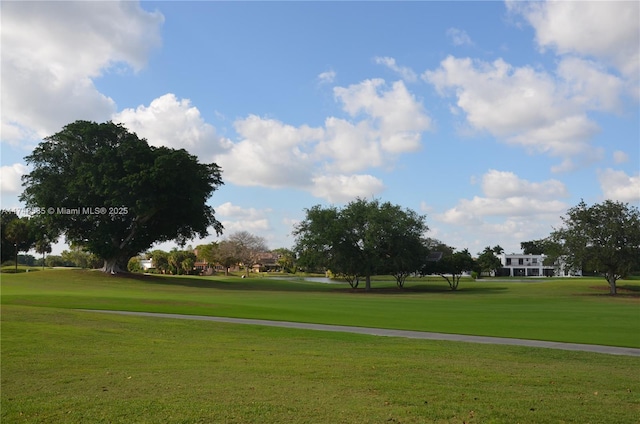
[80,309,640,357]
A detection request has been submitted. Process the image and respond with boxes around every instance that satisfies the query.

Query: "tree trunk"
[365,274,371,291]
[607,275,618,295]
[101,257,127,274]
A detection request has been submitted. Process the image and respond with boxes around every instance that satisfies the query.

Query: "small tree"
[150,250,170,274]
[423,249,475,291]
[195,242,218,271]
[5,217,36,271]
[273,248,296,273]
[34,238,52,269]
[216,240,240,276]
[550,200,640,295]
[476,246,502,277]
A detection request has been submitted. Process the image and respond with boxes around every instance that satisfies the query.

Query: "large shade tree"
[294,198,428,291]
[20,121,224,273]
[550,200,640,295]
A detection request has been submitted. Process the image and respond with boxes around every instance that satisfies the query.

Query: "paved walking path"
[81,309,640,357]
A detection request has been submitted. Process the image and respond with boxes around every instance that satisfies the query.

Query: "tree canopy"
[20,121,224,273]
[227,231,268,277]
[422,248,475,290]
[550,200,640,295]
[476,246,503,277]
[293,198,428,290]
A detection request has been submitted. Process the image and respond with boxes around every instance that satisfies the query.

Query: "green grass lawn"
[2,269,639,347]
[2,270,639,423]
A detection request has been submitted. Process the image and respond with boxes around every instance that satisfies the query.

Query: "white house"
[140,259,154,271]
[497,253,581,277]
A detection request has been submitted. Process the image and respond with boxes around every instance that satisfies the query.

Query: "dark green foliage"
[294,198,428,290]
[422,249,475,290]
[272,247,296,273]
[551,200,640,295]
[20,121,224,273]
[1,210,19,263]
[476,246,503,277]
[3,216,37,271]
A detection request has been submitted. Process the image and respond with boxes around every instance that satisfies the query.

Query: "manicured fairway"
[2,269,639,347]
[2,305,640,424]
[2,270,640,422]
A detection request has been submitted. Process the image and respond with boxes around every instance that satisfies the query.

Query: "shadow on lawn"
[118,272,508,295]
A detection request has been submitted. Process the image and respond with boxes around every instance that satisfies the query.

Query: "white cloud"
[556,57,625,112]
[598,169,640,203]
[113,94,232,161]
[214,115,322,188]
[481,169,568,200]
[1,1,163,144]
[311,174,385,203]
[216,78,431,202]
[332,79,431,155]
[613,151,629,164]
[318,69,336,84]
[446,28,473,46]
[214,202,272,234]
[431,170,572,253]
[374,57,418,82]
[0,163,29,193]
[424,56,603,167]
[509,1,640,79]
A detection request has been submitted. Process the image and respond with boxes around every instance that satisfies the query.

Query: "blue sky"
[2,1,639,256]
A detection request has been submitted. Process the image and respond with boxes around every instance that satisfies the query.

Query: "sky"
[1,1,639,257]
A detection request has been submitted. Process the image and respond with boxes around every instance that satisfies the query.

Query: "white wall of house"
[497,253,581,277]
[140,259,154,271]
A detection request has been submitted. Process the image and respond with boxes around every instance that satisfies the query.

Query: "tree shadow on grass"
[117,272,509,295]
[335,284,509,295]
[117,272,340,293]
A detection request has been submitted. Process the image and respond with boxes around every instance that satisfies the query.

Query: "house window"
[532,258,538,264]
[518,258,524,265]
[506,258,512,265]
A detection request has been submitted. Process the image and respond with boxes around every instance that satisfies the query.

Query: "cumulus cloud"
[437,170,568,223]
[332,79,431,155]
[598,169,640,203]
[424,56,604,167]
[509,0,640,79]
[214,115,323,188]
[481,169,568,199]
[215,78,431,203]
[310,174,385,204]
[113,94,232,161]
[215,202,272,234]
[432,169,570,253]
[556,57,625,112]
[374,57,418,82]
[446,28,473,46]
[0,163,29,193]
[1,1,163,144]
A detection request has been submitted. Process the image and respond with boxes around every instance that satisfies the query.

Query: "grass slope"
[2,269,639,347]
